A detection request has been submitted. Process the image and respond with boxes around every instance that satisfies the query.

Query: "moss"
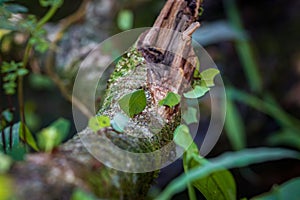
[107,48,144,85]
[91,46,181,199]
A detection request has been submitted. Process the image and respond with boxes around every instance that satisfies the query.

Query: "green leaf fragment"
[159,92,181,107]
[174,125,194,151]
[88,115,111,132]
[37,118,70,152]
[117,9,134,31]
[118,89,147,118]
[2,109,13,122]
[17,68,29,76]
[199,68,220,87]
[183,85,210,99]
[19,122,39,151]
[111,113,129,133]
[182,107,198,125]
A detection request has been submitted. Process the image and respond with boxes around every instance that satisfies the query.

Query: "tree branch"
[6,0,202,199]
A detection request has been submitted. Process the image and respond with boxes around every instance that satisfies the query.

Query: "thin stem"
[36,4,61,29]
[17,3,61,143]
[18,43,32,144]
[0,82,6,153]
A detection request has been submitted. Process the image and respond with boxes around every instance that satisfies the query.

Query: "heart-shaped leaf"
[118,89,147,118]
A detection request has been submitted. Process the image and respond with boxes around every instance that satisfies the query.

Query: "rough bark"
[6,0,202,199]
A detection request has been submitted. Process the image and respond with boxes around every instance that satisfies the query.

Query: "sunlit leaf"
[253,177,300,200]
[111,113,129,133]
[183,85,210,99]
[199,68,220,87]
[159,92,181,108]
[37,118,70,152]
[118,89,147,118]
[88,115,111,132]
[19,122,39,151]
[117,9,134,31]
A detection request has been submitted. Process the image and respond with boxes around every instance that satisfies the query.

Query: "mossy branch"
[6,0,202,199]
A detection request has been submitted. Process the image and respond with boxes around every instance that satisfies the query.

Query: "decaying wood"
[6,0,202,199]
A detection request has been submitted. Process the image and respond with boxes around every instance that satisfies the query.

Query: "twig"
[45,0,92,118]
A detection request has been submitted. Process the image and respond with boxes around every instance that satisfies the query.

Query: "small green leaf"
[111,113,129,133]
[2,109,13,122]
[88,115,111,132]
[199,68,220,87]
[37,118,70,152]
[253,177,300,200]
[0,153,12,173]
[19,122,39,151]
[17,68,28,76]
[71,188,97,200]
[174,125,194,152]
[182,107,198,124]
[3,73,17,82]
[118,89,147,118]
[183,86,210,99]
[38,127,57,152]
[159,92,181,107]
[117,9,134,31]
